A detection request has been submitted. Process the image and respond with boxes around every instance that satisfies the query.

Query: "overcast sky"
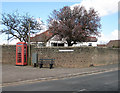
[0,0,119,45]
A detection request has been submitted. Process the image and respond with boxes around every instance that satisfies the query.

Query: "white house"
[30,30,98,47]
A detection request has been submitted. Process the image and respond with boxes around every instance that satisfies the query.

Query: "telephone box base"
[16,64,27,66]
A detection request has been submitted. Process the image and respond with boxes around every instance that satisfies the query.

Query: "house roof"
[30,30,97,42]
[87,37,97,42]
[30,30,53,42]
[106,40,120,47]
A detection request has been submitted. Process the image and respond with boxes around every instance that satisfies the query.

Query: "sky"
[0,0,119,45]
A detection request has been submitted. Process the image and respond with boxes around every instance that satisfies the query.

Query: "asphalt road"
[2,70,119,92]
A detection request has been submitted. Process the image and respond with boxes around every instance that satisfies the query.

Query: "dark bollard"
[50,64,53,69]
[40,64,43,68]
[34,63,37,67]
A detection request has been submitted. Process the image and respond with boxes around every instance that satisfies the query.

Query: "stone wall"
[1,45,16,64]
[1,45,119,68]
[0,46,2,64]
[32,47,119,68]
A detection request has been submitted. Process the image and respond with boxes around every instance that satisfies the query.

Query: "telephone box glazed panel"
[16,42,27,66]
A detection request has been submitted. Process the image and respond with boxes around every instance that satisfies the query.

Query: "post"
[7,33,9,45]
[28,22,31,65]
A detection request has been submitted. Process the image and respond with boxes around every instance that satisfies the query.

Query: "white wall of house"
[46,35,68,47]
[72,42,97,47]
[31,41,97,47]
[46,41,97,47]
[46,40,68,47]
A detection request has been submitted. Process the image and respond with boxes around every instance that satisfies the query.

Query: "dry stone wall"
[33,47,118,68]
[1,45,119,68]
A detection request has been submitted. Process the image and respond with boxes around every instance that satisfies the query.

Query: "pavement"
[2,63,118,87]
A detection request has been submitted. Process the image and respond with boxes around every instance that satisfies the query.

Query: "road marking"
[79,89,87,91]
[73,89,87,93]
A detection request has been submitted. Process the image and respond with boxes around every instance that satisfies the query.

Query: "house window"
[51,43,64,47]
[51,43,57,46]
[58,43,64,46]
[38,43,45,47]
[88,43,92,46]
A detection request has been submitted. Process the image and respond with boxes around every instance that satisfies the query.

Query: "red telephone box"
[16,42,27,66]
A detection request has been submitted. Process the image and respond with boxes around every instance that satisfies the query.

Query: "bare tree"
[1,11,43,42]
[48,6,101,46]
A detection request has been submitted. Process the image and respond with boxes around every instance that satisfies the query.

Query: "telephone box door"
[16,42,27,66]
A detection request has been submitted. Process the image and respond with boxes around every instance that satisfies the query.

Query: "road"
[2,70,119,92]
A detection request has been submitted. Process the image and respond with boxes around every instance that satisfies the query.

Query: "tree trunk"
[67,41,73,46]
